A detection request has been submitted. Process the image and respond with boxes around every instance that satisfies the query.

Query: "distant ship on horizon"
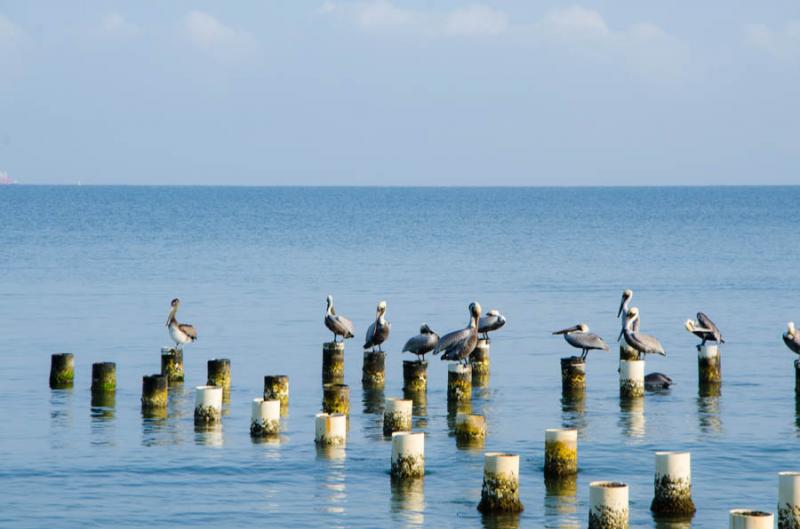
[0,171,16,185]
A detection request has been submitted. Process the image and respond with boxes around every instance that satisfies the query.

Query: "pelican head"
[552,323,587,335]
[617,289,633,318]
[626,307,640,325]
[377,300,387,316]
[171,298,180,308]
[420,323,435,335]
[469,301,482,325]
[487,309,500,316]
[788,321,796,338]
[685,319,696,332]
[167,298,180,326]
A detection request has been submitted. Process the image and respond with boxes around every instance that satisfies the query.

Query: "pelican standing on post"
[685,313,725,347]
[363,300,391,352]
[325,295,355,343]
[435,302,481,365]
[402,324,439,362]
[552,323,609,360]
[166,298,197,350]
[620,307,666,360]
[478,309,506,341]
[784,322,800,355]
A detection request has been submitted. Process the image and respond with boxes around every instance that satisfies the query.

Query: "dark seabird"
[621,307,666,360]
[784,322,800,355]
[363,300,391,352]
[552,323,610,360]
[478,309,506,341]
[325,295,355,343]
[402,324,439,362]
[645,372,673,391]
[684,312,725,347]
[434,301,482,365]
[166,298,197,350]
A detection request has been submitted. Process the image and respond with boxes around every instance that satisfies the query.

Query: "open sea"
[1,185,799,528]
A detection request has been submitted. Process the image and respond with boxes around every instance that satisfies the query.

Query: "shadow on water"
[480,512,520,529]
[697,384,722,435]
[544,475,578,526]
[618,396,646,438]
[390,478,424,527]
[561,391,586,434]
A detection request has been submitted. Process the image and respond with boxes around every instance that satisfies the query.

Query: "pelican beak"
[553,325,579,335]
[616,295,626,318]
[617,328,624,341]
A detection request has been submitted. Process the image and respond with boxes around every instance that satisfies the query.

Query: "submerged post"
[250,398,280,437]
[620,360,645,398]
[383,398,412,436]
[141,374,168,410]
[160,347,184,384]
[455,413,486,442]
[544,428,578,478]
[91,362,116,393]
[403,360,427,393]
[698,344,722,385]
[478,452,524,513]
[207,359,231,393]
[650,451,695,516]
[49,353,74,389]
[263,375,289,412]
[589,481,629,529]
[391,432,425,479]
[322,342,345,384]
[561,356,586,394]
[322,383,350,415]
[470,339,490,376]
[447,363,472,402]
[362,351,385,389]
[315,412,346,446]
[729,510,773,528]
[778,471,800,528]
[194,385,223,425]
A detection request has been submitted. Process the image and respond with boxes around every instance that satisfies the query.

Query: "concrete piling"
[778,471,800,528]
[619,360,645,398]
[322,383,350,415]
[403,360,427,393]
[478,452,524,513]
[322,342,345,384]
[650,451,695,516]
[91,362,116,393]
[589,481,629,529]
[141,374,168,410]
[561,356,586,393]
[447,363,472,402]
[194,385,223,425]
[729,510,774,528]
[698,344,722,385]
[390,432,425,479]
[49,353,74,389]
[362,351,385,389]
[250,398,280,437]
[315,412,346,446]
[263,375,289,413]
[544,428,578,477]
[383,398,412,436]
[160,348,184,384]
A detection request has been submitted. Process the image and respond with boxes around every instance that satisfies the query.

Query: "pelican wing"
[363,320,377,348]
[479,314,506,334]
[784,333,800,355]
[326,314,354,338]
[630,332,666,355]
[403,333,437,355]
[364,320,390,349]
[697,312,723,342]
[565,332,608,351]
[178,323,197,340]
[435,327,477,360]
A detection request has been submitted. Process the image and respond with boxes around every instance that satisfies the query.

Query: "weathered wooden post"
[561,356,586,394]
[650,451,695,516]
[470,339,490,378]
[455,413,486,444]
[589,481,628,529]
[194,385,223,426]
[383,398,412,436]
[207,359,231,394]
[322,383,350,415]
[403,360,427,393]
[698,344,722,385]
[250,398,280,437]
[447,363,472,402]
[322,342,345,384]
[362,351,385,389]
[729,510,773,528]
[544,428,578,478]
[141,374,168,411]
[477,452,523,513]
[315,412,346,446]
[263,375,289,414]
[778,471,800,528]
[91,362,116,393]
[391,432,425,479]
[49,353,74,389]
[160,347,184,384]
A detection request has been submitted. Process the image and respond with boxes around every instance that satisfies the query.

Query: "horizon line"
[3,183,800,189]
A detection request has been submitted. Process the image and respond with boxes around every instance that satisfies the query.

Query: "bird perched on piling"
[434,302,482,365]
[784,322,800,355]
[620,307,666,360]
[325,295,355,343]
[402,324,439,362]
[166,298,197,351]
[552,323,609,360]
[645,372,673,391]
[617,289,638,331]
[363,300,391,352]
[478,309,506,341]
[685,313,724,348]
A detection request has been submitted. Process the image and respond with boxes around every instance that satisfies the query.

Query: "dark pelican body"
[325,295,355,342]
[685,312,724,345]
[402,324,439,362]
[553,323,609,360]
[363,301,391,352]
[645,372,672,391]
[478,309,506,341]
[784,322,800,355]
[435,302,482,365]
[166,298,197,350]
[622,307,666,360]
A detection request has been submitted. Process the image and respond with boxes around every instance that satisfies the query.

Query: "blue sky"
[0,1,797,185]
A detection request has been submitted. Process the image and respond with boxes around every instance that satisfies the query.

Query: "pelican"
[434,301,481,365]
[645,372,672,391]
[684,313,724,347]
[363,300,391,352]
[552,323,609,360]
[621,307,666,360]
[166,298,197,350]
[402,324,439,362]
[617,289,639,333]
[325,295,355,343]
[784,322,800,355]
[478,309,506,341]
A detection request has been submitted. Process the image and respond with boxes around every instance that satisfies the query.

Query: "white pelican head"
[685,319,696,332]
[377,300,387,316]
[617,289,633,317]
[469,301,482,324]
[788,321,796,338]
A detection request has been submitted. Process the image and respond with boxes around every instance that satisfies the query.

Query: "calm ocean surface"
[1,186,799,528]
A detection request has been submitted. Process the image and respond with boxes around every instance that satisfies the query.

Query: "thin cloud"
[443,5,508,37]
[182,10,257,58]
[100,13,140,37]
[745,20,800,61]
[0,13,23,45]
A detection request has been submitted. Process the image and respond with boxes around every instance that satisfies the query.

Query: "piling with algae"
[322,342,345,384]
[141,374,168,409]
[390,432,424,479]
[362,350,385,389]
[403,360,427,393]
[263,375,289,413]
[698,344,722,385]
[447,363,472,402]
[470,340,490,376]
[194,385,223,425]
[477,453,524,513]
[650,451,695,516]
[91,362,116,393]
[250,398,280,437]
[160,348,184,384]
[322,383,350,415]
[544,428,578,477]
[454,413,486,442]
[207,358,231,392]
[49,353,74,389]
[383,398,412,436]
[560,356,585,393]
[588,481,629,529]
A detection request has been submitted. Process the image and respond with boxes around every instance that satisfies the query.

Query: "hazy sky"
[0,2,798,185]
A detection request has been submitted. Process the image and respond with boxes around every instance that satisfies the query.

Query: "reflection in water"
[697,384,722,435]
[560,392,586,434]
[194,423,223,447]
[447,400,473,433]
[619,397,645,438]
[90,391,116,446]
[653,514,694,529]
[141,413,168,446]
[315,446,347,520]
[363,388,385,415]
[404,390,428,430]
[545,475,579,528]
[796,395,800,435]
[480,511,520,529]
[390,477,424,527]
[50,389,73,449]
[473,372,490,391]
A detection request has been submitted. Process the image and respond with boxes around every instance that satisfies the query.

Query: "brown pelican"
[784,322,800,355]
[621,307,666,360]
[617,289,639,332]
[402,324,439,362]
[552,323,609,360]
[684,313,724,346]
[363,300,391,352]
[325,295,355,343]
[645,372,672,391]
[478,309,506,341]
[434,301,481,365]
[166,298,197,350]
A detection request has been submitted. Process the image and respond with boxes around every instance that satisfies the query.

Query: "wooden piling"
[263,375,289,413]
[322,342,345,384]
[698,344,722,385]
[447,363,472,402]
[561,356,586,393]
[362,351,385,389]
[322,383,350,415]
[141,374,168,410]
[403,360,427,393]
[470,339,490,376]
[91,362,116,393]
[160,348,184,384]
[49,353,74,389]
[207,358,231,392]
